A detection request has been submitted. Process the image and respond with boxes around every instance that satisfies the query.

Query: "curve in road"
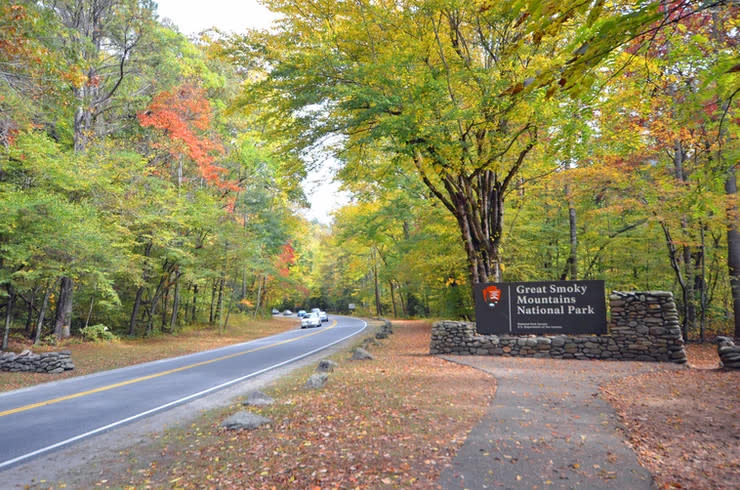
[0,315,366,470]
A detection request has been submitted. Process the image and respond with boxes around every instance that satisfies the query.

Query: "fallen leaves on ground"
[108,321,496,489]
[0,316,297,392]
[602,345,739,489]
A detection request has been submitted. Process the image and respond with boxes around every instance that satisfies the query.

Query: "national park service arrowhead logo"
[482,285,502,309]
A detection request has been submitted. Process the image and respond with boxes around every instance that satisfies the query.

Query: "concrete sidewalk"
[438,356,682,489]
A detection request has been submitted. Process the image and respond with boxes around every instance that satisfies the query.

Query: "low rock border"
[716,337,740,369]
[0,350,75,373]
[431,291,687,363]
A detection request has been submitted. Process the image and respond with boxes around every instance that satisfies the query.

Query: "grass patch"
[97,320,496,488]
[0,315,299,393]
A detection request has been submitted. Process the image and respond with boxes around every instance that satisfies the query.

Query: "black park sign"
[474,280,607,336]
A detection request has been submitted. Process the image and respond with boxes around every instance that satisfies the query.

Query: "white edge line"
[0,320,366,471]
[0,320,324,400]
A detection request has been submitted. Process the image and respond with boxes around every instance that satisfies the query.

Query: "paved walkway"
[438,356,682,489]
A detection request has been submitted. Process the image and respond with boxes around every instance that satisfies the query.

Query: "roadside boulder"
[717,337,740,370]
[221,411,271,431]
[242,390,275,406]
[304,372,329,389]
[316,359,337,373]
[362,337,380,348]
[351,347,373,361]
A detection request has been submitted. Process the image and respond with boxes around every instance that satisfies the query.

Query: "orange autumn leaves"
[138,84,239,192]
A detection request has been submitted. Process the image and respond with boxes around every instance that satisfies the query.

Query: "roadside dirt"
[3,323,736,489]
[602,343,739,489]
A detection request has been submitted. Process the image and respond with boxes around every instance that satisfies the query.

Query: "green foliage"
[79,324,118,342]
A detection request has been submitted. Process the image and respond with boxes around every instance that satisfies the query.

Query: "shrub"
[79,324,118,342]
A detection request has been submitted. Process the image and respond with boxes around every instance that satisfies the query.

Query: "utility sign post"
[474,280,607,335]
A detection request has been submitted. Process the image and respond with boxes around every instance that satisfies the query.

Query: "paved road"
[0,315,366,470]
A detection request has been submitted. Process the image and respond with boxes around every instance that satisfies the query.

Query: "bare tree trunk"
[191,283,198,323]
[726,166,740,338]
[372,249,382,316]
[2,284,14,350]
[389,280,398,318]
[209,279,217,325]
[217,277,225,334]
[146,275,167,335]
[682,238,697,338]
[661,222,689,340]
[129,286,144,336]
[161,281,170,330]
[253,274,263,319]
[130,241,152,336]
[23,286,38,337]
[54,277,73,339]
[84,295,95,329]
[566,184,578,280]
[223,286,234,332]
[700,225,707,342]
[34,280,56,345]
[169,270,182,330]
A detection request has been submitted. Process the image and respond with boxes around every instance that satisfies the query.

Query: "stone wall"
[716,337,740,370]
[0,349,75,373]
[430,291,687,363]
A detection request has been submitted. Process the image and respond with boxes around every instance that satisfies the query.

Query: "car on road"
[271,308,279,315]
[301,312,322,328]
[297,309,308,318]
[282,309,292,316]
[311,307,328,323]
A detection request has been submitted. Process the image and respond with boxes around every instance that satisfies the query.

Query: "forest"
[1,0,738,348]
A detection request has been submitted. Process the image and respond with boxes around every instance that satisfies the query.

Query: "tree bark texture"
[567,185,578,280]
[725,165,740,338]
[414,144,533,290]
[34,280,55,345]
[169,270,181,330]
[54,277,73,339]
[2,285,14,350]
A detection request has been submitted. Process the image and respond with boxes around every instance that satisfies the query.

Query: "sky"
[155,0,350,225]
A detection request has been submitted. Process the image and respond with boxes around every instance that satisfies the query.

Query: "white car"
[319,311,328,322]
[301,312,321,328]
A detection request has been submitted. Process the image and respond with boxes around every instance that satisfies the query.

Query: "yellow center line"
[0,321,337,418]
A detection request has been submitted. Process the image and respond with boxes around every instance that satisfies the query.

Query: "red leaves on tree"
[275,242,296,277]
[138,84,239,192]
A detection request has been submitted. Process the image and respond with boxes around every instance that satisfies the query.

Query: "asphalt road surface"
[0,315,366,470]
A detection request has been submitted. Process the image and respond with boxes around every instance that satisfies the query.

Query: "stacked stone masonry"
[430,291,687,363]
[716,337,740,370]
[0,350,75,373]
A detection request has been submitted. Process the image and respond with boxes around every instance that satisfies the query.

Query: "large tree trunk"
[24,285,38,337]
[415,144,533,292]
[253,274,263,319]
[129,286,145,336]
[2,284,14,350]
[372,249,382,316]
[209,279,217,325]
[566,184,578,280]
[726,165,740,338]
[191,283,198,323]
[146,274,167,335]
[54,277,73,339]
[389,280,398,318]
[129,241,152,336]
[661,223,690,340]
[34,280,55,345]
[217,277,225,333]
[169,270,181,331]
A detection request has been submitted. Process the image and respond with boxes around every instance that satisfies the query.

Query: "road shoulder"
[0,318,381,488]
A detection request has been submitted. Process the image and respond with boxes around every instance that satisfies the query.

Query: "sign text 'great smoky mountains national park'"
[474,280,607,336]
